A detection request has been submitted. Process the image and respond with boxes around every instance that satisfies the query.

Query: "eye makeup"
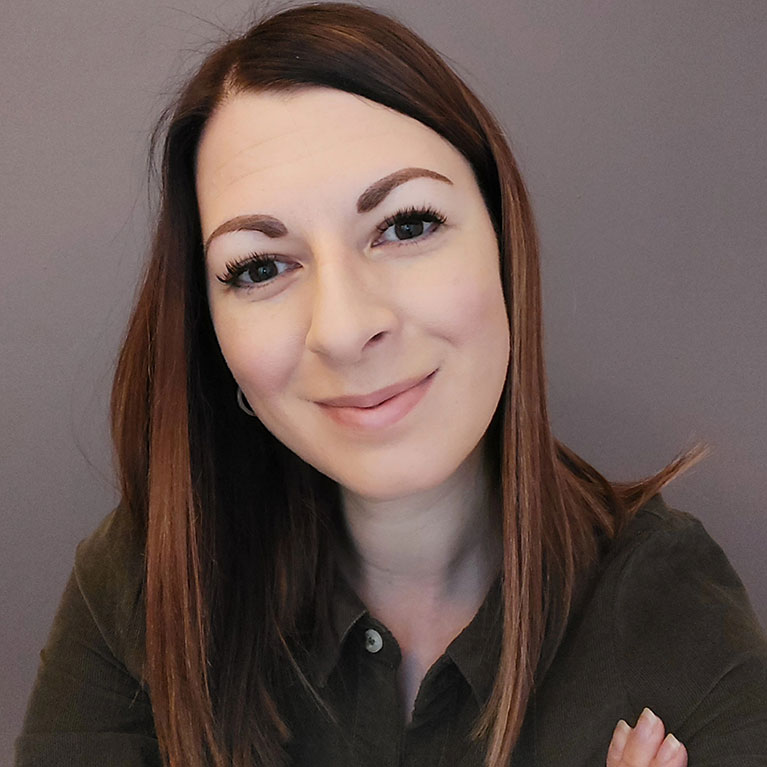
[215,204,447,292]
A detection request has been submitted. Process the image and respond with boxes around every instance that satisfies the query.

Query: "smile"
[317,370,437,430]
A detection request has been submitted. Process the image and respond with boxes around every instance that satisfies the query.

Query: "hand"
[606,707,688,766]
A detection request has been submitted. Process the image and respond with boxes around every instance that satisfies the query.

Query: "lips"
[317,370,437,430]
[317,371,435,409]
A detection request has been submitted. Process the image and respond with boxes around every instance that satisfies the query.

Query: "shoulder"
[15,507,156,763]
[607,494,763,643]
[605,494,767,731]
[73,503,147,680]
[530,494,767,763]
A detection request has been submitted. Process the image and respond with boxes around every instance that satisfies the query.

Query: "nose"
[303,245,397,362]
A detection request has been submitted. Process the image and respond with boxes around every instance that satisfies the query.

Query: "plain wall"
[2,0,765,760]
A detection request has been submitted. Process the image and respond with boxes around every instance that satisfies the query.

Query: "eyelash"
[215,205,447,291]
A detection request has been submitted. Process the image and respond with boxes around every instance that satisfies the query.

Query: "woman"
[15,3,767,766]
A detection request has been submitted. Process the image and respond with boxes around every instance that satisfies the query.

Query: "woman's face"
[196,86,509,501]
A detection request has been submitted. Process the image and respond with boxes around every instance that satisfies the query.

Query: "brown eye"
[375,205,447,246]
[244,258,279,284]
[393,218,425,240]
[217,253,294,290]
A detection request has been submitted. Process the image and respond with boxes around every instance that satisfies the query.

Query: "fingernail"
[608,720,631,759]
[613,719,631,741]
[656,733,682,762]
[635,707,659,740]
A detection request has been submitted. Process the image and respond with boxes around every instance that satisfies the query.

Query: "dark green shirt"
[15,495,767,766]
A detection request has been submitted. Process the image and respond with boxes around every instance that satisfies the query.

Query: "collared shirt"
[285,570,503,766]
[14,495,767,766]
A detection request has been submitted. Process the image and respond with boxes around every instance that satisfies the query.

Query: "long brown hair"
[110,3,708,765]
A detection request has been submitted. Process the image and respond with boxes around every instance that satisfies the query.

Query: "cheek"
[209,300,302,399]
[412,239,508,353]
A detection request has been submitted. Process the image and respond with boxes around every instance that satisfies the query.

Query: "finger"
[620,707,666,766]
[606,720,631,767]
[654,732,688,766]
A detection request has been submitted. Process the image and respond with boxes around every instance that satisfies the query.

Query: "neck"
[335,442,502,616]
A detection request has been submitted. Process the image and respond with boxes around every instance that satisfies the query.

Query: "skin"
[607,708,688,766]
[195,86,689,756]
[196,86,508,719]
[197,86,508,718]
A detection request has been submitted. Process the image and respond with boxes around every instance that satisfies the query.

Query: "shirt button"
[364,628,383,653]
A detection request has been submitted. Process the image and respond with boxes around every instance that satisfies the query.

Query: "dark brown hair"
[110,3,708,765]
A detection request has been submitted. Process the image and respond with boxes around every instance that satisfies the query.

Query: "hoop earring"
[236,387,256,417]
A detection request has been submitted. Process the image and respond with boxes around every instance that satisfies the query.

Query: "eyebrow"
[202,166,453,253]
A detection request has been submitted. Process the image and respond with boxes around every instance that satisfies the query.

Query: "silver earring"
[236,387,256,417]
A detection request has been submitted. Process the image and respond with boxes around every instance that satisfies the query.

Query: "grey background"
[2,0,765,759]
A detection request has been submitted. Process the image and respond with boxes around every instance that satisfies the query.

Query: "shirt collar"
[445,573,503,706]
[309,568,369,689]
[308,568,503,709]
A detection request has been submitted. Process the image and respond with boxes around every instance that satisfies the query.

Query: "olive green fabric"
[15,495,767,766]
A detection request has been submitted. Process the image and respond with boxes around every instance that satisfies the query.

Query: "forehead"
[195,87,469,228]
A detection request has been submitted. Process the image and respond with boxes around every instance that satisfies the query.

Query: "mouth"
[317,369,437,409]
[317,369,437,430]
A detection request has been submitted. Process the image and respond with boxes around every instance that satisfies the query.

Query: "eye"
[373,205,447,246]
[213,205,448,293]
[216,252,295,291]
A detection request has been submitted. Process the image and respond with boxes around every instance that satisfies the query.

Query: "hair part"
[110,3,709,765]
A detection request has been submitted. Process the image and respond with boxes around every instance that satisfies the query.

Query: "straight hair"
[110,3,708,765]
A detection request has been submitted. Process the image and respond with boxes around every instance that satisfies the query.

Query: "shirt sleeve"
[14,509,161,767]
[613,507,767,765]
